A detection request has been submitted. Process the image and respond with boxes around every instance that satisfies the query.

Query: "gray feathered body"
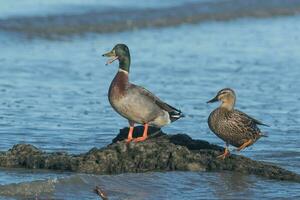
[208,107,265,147]
[108,71,183,127]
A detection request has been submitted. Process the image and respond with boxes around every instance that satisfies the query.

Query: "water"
[0,0,300,199]
[1,0,299,38]
[0,0,217,19]
[0,172,299,199]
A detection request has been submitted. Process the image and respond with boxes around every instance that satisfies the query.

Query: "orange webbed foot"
[125,137,133,143]
[133,136,147,142]
[133,123,149,142]
[217,148,230,160]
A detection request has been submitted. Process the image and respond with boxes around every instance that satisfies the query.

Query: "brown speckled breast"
[208,107,261,147]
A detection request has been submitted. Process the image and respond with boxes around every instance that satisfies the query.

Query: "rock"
[0,127,299,182]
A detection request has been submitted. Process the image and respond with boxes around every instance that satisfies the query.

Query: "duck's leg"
[125,121,134,143]
[217,143,230,159]
[133,123,149,142]
[236,139,253,151]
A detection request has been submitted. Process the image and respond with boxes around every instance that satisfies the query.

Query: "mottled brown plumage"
[207,88,268,159]
[208,107,263,147]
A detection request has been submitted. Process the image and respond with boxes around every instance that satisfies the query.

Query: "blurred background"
[0,0,299,199]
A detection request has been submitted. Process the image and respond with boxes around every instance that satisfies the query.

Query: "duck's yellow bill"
[102,50,118,65]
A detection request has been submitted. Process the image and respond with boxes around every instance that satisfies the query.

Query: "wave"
[0,178,57,197]
[0,174,109,199]
[1,171,300,199]
[0,174,89,198]
[0,0,300,38]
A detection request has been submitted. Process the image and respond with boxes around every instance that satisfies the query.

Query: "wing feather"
[235,110,269,127]
[129,84,181,113]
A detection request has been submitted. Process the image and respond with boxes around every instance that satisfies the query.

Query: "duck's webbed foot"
[133,123,148,142]
[236,139,253,151]
[133,136,147,142]
[217,147,230,159]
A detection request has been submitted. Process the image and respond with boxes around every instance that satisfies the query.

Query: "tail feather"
[156,101,184,122]
[258,122,270,127]
[260,132,269,137]
[168,109,185,122]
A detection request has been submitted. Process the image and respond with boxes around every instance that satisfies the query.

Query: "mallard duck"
[102,44,184,142]
[207,88,269,159]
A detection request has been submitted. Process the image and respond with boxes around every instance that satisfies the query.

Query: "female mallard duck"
[207,88,268,159]
[102,44,184,142]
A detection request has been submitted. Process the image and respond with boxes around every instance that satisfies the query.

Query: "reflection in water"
[212,172,252,199]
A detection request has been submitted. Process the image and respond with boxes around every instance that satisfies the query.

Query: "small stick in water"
[94,186,108,200]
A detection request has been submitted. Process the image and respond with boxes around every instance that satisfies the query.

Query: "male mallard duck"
[102,44,184,142]
[207,88,269,159]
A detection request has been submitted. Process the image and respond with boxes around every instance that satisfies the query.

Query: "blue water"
[0,0,216,19]
[0,0,299,199]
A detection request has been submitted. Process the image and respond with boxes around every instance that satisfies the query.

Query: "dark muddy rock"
[0,127,299,182]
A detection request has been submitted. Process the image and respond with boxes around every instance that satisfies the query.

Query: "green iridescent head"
[102,44,131,72]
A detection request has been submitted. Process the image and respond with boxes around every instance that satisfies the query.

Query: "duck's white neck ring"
[118,68,129,74]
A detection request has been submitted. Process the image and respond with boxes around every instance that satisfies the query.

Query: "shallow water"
[0,0,210,18]
[0,1,300,199]
[1,0,299,38]
[0,171,299,199]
